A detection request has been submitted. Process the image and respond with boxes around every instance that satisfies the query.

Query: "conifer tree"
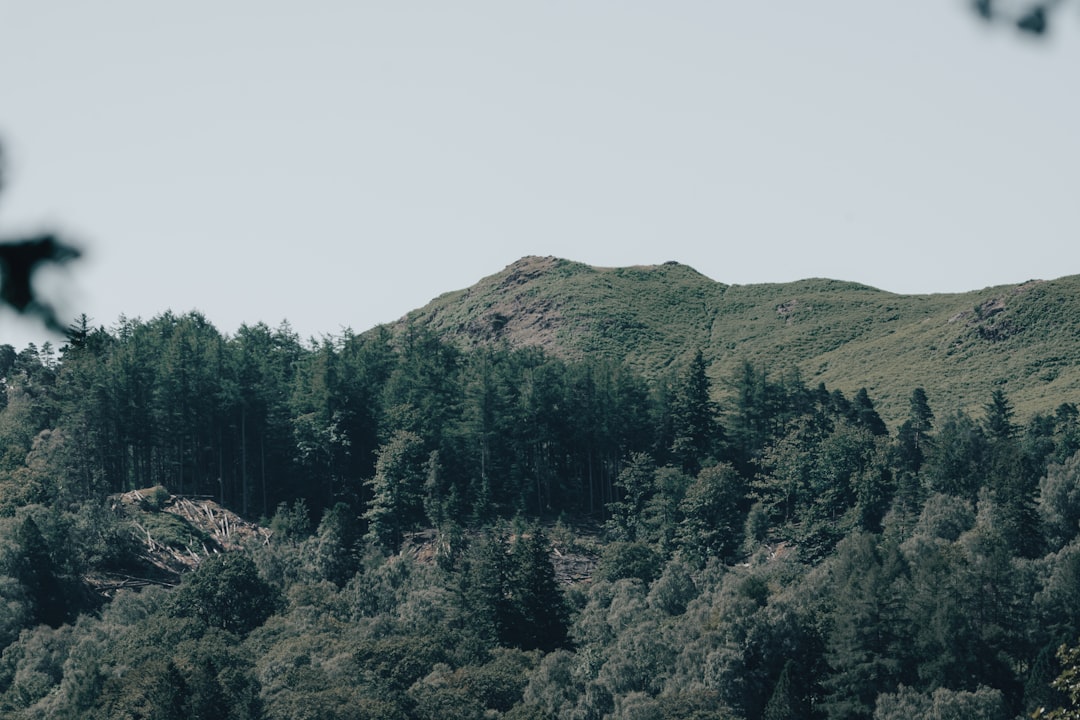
[314,502,363,587]
[763,661,799,720]
[982,390,1041,557]
[12,515,70,628]
[924,411,988,501]
[457,531,510,657]
[364,429,428,551]
[821,533,909,720]
[606,452,656,542]
[669,350,719,474]
[504,526,569,652]
[727,360,773,476]
[853,388,888,437]
[1053,403,1080,464]
[895,389,935,522]
[984,389,1016,442]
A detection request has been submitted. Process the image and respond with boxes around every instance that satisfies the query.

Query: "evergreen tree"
[984,389,1016,443]
[11,515,70,628]
[290,338,354,512]
[853,388,888,437]
[668,350,719,474]
[605,452,656,542]
[821,533,910,720]
[726,360,776,477]
[850,437,895,534]
[1034,643,1080,719]
[515,356,571,515]
[230,321,303,517]
[897,387,934,476]
[1027,641,1067,717]
[457,347,518,521]
[364,429,429,551]
[983,390,1041,558]
[1053,403,1080,464]
[1040,450,1080,551]
[314,501,363,587]
[152,312,226,502]
[763,660,800,720]
[504,526,569,652]
[381,324,462,443]
[457,531,510,657]
[924,411,988,501]
[334,326,394,482]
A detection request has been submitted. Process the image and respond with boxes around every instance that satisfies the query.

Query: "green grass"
[389,256,1080,426]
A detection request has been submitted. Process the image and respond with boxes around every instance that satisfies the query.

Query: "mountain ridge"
[388,255,1080,425]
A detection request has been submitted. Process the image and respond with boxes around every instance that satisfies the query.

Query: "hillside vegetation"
[399,255,1080,423]
[4,264,1080,718]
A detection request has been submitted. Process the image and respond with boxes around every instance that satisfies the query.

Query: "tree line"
[2,312,663,525]
[3,311,1080,717]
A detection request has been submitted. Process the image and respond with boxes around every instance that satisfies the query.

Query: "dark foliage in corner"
[0,141,82,334]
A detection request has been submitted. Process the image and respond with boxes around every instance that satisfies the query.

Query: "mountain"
[393,255,1080,425]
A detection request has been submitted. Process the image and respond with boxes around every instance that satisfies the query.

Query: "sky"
[1,2,1078,351]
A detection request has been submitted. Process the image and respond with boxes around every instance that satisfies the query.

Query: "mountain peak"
[390,259,1080,423]
[402,256,724,368]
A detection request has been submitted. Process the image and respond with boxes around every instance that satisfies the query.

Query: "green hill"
[394,255,1080,425]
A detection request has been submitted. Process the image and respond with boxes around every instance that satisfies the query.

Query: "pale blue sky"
[1,2,1078,350]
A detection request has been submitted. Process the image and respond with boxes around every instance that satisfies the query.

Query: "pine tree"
[727,360,773,476]
[605,452,656,542]
[924,411,988,501]
[983,390,1041,557]
[364,430,428,552]
[13,515,70,628]
[314,502,363,587]
[895,389,934,520]
[504,526,569,652]
[821,533,909,720]
[668,350,719,474]
[1053,403,1080,464]
[984,389,1016,442]
[763,661,799,720]
[457,531,510,657]
[852,388,887,437]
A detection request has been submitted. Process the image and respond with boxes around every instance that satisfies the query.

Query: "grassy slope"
[393,256,1080,425]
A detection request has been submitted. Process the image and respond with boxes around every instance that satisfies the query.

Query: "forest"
[1,310,1080,718]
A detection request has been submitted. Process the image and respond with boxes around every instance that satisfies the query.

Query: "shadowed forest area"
[0,314,1079,718]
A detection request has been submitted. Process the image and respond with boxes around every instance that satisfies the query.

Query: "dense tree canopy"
[0,314,1078,718]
